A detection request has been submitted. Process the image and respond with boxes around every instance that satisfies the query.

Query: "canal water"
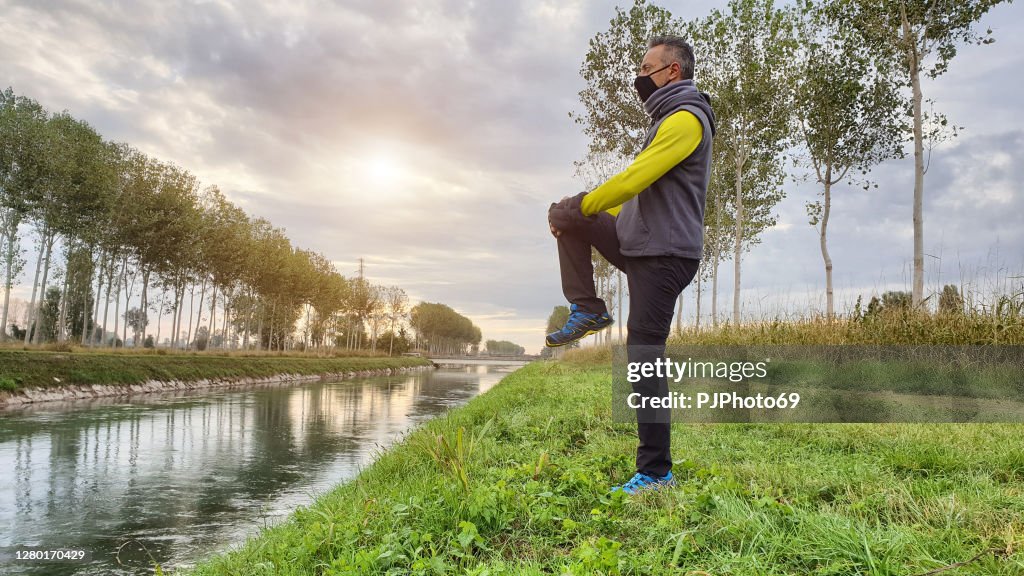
[0,361,526,575]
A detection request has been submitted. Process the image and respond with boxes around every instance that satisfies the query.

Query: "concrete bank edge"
[0,363,437,408]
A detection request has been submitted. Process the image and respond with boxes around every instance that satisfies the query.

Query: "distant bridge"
[427,354,537,363]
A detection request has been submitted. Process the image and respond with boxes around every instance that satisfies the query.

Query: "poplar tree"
[795,0,906,318]
[571,0,685,161]
[691,0,795,325]
[0,89,46,338]
[825,0,1011,308]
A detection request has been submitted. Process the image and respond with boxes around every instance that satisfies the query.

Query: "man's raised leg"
[556,211,626,315]
[546,210,626,347]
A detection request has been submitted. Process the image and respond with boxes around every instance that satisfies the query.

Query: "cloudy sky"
[2,0,1022,354]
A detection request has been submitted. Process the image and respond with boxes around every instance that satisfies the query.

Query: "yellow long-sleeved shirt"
[580,110,703,218]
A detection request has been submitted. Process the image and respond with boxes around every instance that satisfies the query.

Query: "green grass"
[0,349,432,390]
[558,305,1023,368]
[183,360,1024,576]
[669,306,1024,346]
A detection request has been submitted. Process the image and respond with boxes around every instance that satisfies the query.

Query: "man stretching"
[547,35,716,494]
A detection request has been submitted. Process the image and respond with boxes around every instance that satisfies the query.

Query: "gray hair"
[648,35,694,80]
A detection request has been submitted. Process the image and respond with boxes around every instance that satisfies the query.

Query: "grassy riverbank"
[0,349,432,391]
[184,354,1024,575]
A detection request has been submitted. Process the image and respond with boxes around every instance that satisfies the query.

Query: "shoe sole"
[611,476,675,494]
[613,481,675,495]
[545,321,613,348]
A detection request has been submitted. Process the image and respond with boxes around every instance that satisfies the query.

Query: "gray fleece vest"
[616,80,714,259]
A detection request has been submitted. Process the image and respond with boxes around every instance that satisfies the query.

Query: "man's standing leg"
[624,256,699,477]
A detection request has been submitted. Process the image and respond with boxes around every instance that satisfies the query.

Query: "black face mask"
[633,63,671,103]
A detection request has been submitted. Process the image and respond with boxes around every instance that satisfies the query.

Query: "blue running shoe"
[611,471,675,495]
[545,303,613,347]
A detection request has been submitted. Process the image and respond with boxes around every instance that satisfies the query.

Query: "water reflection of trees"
[0,369,513,575]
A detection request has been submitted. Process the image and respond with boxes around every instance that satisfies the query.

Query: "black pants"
[556,211,699,477]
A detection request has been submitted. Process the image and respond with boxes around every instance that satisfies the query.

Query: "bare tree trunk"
[86,249,103,345]
[154,288,165,346]
[219,288,227,348]
[258,295,266,350]
[712,188,723,329]
[173,282,182,347]
[101,254,116,346]
[304,303,311,349]
[695,268,702,330]
[82,272,91,345]
[24,227,47,345]
[329,312,336,351]
[242,288,251,349]
[136,268,150,346]
[31,234,55,345]
[733,153,744,326]
[113,256,128,347]
[820,170,835,320]
[902,5,925,309]
[388,316,396,356]
[217,292,224,348]
[712,256,720,328]
[187,278,202,350]
[167,282,177,348]
[209,286,217,348]
[175,281,186,348]
[220,288,231,349]
[268,298,277,350]
[57,263,70,342]
[1,226,18,340]
[121,266,129,345]
[119,256,138,347]
[256,300,265,351]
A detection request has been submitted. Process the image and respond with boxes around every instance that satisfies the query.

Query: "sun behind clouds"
[365,154,404,187]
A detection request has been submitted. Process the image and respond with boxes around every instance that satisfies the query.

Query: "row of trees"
[485,340,526,356]
[572,0,1006,324]
[0,89,475,353]
[409,302,482,356]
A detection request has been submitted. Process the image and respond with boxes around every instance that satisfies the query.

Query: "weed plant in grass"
[185,360,1024,575]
